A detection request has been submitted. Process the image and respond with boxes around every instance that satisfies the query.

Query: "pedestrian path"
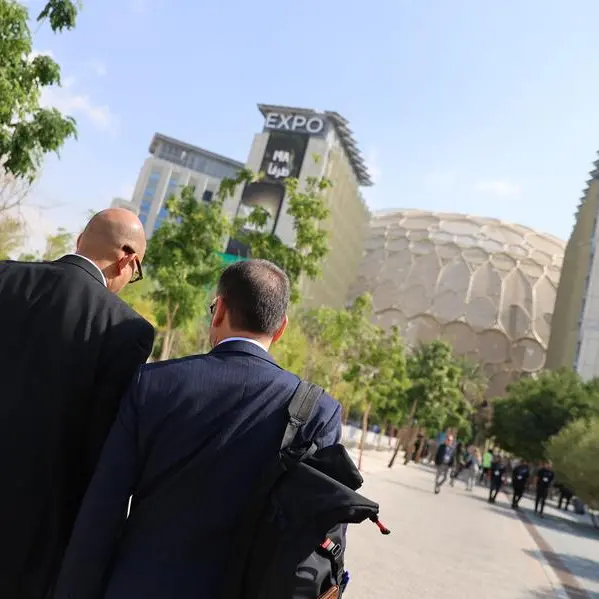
[343,451,585,599]
[505,492,599,599]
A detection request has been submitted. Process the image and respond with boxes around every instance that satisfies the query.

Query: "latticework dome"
[350,210,565,397]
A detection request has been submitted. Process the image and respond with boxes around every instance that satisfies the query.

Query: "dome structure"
[350,210,566,397]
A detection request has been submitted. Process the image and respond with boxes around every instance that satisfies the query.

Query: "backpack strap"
[280,380,324,450]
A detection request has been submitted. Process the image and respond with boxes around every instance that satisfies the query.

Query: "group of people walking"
[432,435,563,518]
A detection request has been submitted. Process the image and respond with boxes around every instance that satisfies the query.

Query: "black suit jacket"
[0,255,154,599]
[54,340,342,599]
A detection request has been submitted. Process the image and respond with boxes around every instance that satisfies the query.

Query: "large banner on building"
[225,131,310,257]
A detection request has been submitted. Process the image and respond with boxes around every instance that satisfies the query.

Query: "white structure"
[130,134,244,235]
[573,217,599,380]
[351,210,565,397]
[110,197,138,213]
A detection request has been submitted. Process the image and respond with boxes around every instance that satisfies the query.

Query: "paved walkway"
[343,449,599,599]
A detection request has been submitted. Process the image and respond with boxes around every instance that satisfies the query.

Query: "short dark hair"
[217,259,290,335]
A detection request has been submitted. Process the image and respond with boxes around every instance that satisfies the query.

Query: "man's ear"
[212,296,226,327]
[271,314,289,344]
[115,253,134,276]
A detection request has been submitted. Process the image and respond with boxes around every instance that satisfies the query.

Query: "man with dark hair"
[54,259,342,599]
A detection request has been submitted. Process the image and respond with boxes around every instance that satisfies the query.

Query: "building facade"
[351,210,565,397]
[130,133,244,235]
[227,105,371,309]
[546,158,599,378]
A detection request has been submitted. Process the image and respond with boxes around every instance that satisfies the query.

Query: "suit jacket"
[0,255,154,599]
[54,340,342,599]
[434,443,455,467]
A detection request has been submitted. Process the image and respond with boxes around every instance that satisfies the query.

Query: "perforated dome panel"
[351,210,565,397]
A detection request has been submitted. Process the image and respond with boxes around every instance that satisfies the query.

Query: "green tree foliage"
[1,0,78,181]
[0,215,24,258]
[388,340,467,467]
[491,368,599,461]
[269,318,311,377]
[222,161,332,302]
[408,341,466,431]
[144,185,229,360]
[42,226,73,259]
[120,277,158,327]
[302,294,374,414]
[345,325,410,466]
[548,417,599,513]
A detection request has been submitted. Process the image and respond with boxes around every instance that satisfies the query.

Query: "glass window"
[153,206,170,231]
[138,198,152,226]
[202,190,213,203]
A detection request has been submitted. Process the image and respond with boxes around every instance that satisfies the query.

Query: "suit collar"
[55,254,106,286]
[210,339,278,365]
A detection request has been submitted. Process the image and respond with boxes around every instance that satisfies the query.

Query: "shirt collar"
[63,254,107,287]
[217,337,268,352]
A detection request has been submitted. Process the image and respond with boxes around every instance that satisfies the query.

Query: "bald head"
[78,209,146,260]
[76,209,147,294]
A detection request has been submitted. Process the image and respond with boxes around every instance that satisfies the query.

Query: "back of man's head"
[217,259,290,336]
[76,208,146,293]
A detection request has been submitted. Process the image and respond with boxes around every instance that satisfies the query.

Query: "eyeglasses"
[209,299,217,315]
[123,245,143,284]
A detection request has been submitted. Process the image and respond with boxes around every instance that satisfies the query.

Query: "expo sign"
[264,112,325,135]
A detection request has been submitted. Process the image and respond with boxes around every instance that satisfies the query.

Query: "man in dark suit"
[0,209,154,599]
[54,259,342,599]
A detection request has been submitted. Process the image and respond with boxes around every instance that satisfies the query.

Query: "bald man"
[0,209,154,599]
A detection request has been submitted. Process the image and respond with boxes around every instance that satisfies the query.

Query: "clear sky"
[24,0,599,247]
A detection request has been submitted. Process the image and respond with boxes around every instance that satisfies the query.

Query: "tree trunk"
[388,399,419,468]
[358,403,371,472]
[403,426,420,465]
[159,328,173,361]
[414,433,426,463]
[158,303,180,361]
[342,407,350,426]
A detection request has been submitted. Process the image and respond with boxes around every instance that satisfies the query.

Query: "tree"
[144,185,230,360]
[269,318,311,377]
[223,160,332,302]
[455,356,489,444]
[0,215,25,258]
[302,294,374,418]
[1,0,78,181]
[388,340,466,468]
[120,277,158,327]
[548,417,599,519]
[0,168,34,217]
[42,226,73,260]
[345,325,410,470]
[491,368,599,462]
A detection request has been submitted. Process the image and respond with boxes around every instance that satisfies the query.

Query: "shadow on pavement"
[460,492,599,542]
[527,585,598,599]
[524,550,599,587]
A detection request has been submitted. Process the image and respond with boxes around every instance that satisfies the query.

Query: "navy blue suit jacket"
[54,340,342,599]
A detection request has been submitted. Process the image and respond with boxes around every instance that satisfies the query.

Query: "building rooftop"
[149,133,245,169]
[257,104,373,187]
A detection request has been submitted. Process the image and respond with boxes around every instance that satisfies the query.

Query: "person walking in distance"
[535,461,555,518]
[481,447,493,486]
[511,459,530,509]
[0,209,154,599]
[465,447,481,492]
[488,456,506,503]
[434,433,455,494]
[557,484,574,511]
[54,260,343,599]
